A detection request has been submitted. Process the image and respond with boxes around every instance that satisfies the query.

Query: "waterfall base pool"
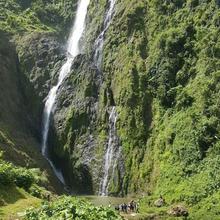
[80,195,136,207]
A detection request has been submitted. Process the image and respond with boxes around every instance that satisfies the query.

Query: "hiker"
[121,203,124,212]
[129,200,135,212]
[115,205,120,211]
[47,193,50,201]
[122,203,128,213]
[133,201,139,213]
[135,202,140,213]
[119,204,122,211]
[125,203,128,213]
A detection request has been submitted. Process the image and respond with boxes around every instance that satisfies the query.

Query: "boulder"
[167,205,189,217]
[154,198,165,207]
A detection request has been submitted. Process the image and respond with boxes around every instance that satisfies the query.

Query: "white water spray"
[100,106,120,196]
[41,0,90,184]
[94,0,116,70]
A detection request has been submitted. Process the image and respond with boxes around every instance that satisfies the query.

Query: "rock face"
[17,33,66,101]
[0,31,62,193]
[45,1,127,194]
[46,0,220,202]
[0,31,37,161]
[48,52,125,194]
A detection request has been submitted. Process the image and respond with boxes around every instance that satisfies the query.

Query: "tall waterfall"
[41,0,90,184]
[93,0,116,70]
[95,0,119,196]
[100,106,120,196]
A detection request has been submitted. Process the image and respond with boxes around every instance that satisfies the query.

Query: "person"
[120,204,124,212]
[124,203,128,213]
[135,201,139,213]
[122,203,127,213]
[129,200,135,212]
[115,205,120,211]
[47,193,50,202]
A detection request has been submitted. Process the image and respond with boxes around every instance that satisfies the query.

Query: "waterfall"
[93,0,116,70]
[95,0,119,196]
[41,0,90,184]
[100,106,120,196]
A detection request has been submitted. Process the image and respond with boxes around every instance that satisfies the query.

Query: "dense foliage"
[0,153,34,190]
[25,196,122,220]
[87,0,220,218]
[0,0,77,35]
[106,0,220,188]
[1,0,220,218]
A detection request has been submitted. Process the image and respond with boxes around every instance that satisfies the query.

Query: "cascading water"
[99,106,121,196]
[94,0,119,196]
[93,0,116,70]
[41,0,90,184]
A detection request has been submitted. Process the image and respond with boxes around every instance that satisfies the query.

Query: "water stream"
[94,0,119,196]
[100,106,120,196]
[41,0,90,184]
[93,0,117,70]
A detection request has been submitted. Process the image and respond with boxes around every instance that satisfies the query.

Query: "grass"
[0,186,41,220]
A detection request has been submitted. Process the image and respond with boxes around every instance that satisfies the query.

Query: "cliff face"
[1,0,220,217]
[0,0,78,192]
[50,0,220,209]
[0,32,61,192]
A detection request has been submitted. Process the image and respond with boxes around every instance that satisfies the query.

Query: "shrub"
[0,162,14,185]
[14,168,35,190]
[25,196,122,220]
[0,157,34,190]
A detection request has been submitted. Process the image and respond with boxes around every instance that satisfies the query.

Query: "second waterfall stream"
[94,0,117,70]
[41,0,90,184]
[95,0,118,196]
[99,106,121,196]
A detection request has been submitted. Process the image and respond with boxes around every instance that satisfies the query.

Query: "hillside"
[0,0,220,219]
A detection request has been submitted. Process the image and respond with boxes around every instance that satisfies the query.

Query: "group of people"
[115,200,139,213]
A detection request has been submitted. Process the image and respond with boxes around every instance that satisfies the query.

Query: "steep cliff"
[0,0,78,192]
[46,0,220,217]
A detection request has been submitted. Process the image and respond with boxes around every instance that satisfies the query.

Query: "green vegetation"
[25,196,122,220]
[0,152,34,190]
[46,2,220,217]
[0,0,77,35]
[0,152,51,197]
[0,154,121,219]
[1,0,220,218]
[0,154,43,219]
[0,186,41,219]
[92,0,220,218]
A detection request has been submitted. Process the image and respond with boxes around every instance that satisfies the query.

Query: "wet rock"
[46,51,125,194]
[167,205,189,217]
[17,33,65,100]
